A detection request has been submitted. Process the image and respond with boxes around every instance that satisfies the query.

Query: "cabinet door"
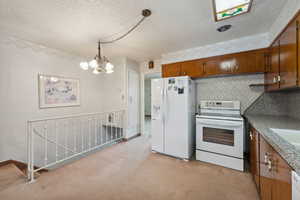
[298,18,300,87]
[202,57,221,76]
[181,60,204,78]
[279,20,298,89]
[259,136,274,200]
[272,151,292,200]
[249,128,260,191]
[255,49,269,73]
[162,63,181,78]
[265,40,280,91]
[218,55,240,74]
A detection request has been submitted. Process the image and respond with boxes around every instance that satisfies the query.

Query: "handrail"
[27,109,125,123]
[27,109,125,183]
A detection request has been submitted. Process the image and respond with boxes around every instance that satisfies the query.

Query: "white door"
[164,77,189,159]
[151,79,164,153]
[127,69,139,139]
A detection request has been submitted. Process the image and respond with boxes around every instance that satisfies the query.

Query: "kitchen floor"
[0,136,259,200]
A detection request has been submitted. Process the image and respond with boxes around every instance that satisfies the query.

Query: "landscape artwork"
[39,74,80,108]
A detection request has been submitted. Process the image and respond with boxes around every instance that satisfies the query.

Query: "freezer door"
[151,78,164,153]
[164,77,190,159]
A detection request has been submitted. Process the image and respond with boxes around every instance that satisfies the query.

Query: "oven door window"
[203,127,234,146]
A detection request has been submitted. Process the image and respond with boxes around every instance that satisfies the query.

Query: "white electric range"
[196,100,245,171]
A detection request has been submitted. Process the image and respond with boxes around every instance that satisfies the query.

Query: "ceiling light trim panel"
[161,33,269,64]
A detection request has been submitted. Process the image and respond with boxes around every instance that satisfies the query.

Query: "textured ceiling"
[0,0,286,62]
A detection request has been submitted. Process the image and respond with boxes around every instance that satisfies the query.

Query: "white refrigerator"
[151,76,195,159]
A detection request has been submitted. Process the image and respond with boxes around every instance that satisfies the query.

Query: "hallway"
[0,136,259,200]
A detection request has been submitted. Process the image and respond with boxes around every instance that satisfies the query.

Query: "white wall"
[140,59,162,75]
[100,57,127,112]
[125,58,141,138]
[268,0,300,43]
[0,34,106,162]
[144,79,151,116]
[161,33,269,64]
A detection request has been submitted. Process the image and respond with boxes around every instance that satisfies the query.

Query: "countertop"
[245,114,300,175]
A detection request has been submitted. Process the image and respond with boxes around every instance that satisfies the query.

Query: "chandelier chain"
[99,15,147,44]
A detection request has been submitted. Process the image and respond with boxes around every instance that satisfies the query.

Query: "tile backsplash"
[246,90,300,120]
[195,74,264,114]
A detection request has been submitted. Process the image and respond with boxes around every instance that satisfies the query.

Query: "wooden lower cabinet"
[272,150,292,200]
[249,127,260,191]
[256,133,292,200]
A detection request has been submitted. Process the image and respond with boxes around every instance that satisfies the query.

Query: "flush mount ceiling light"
[213,0,253,21]
[217,24,232,32]
[80,9,152,75]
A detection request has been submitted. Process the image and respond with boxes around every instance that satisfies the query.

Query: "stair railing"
[27,110,125,183]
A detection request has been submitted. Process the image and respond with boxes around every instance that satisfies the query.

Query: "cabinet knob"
[267,158,273,171]
[264,153,269,164]
[249,131,253,141]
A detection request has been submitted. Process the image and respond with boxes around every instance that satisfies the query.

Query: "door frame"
[127,68,140,139]
[140,72,161,135]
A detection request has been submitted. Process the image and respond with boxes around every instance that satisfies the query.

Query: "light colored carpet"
[0,163,26,192]
[0,136,259,200]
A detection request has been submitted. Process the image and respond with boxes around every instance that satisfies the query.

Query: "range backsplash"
[246,89,300,120]
[195,74,264,114]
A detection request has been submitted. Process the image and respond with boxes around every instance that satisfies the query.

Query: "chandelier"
[80,9,152,74]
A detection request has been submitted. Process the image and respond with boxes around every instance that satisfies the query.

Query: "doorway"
[143,73,161,137]
[127,68,140,139]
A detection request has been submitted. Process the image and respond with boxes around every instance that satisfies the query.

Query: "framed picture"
[38,74,80,108]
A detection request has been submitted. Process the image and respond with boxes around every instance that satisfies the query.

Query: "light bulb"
[89,59,98,69]
[93,68,100,74]
[105,62,114,70]
[80,62,89,70]
[106,69,114,74]
[50,77,58,82]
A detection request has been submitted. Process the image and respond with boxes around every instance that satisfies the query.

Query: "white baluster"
[44,122,48,166]
[106,113,108,143]
[100,115,103,145]
[55,121,58,162]
[65,121,68,157]
[27,122,32,181]
[30,125,34,183]
[117,112,120,139]
[74,120,77,153]
[95,118,97,147]
[88,119,91,150]
[81,120,84,151]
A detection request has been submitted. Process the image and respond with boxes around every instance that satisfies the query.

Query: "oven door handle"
[199,120,242,128]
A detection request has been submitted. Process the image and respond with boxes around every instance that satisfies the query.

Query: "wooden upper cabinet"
[279,19,298,89]
[202,57,221,77]
[298,17,300,87]
[249,127,260,192]
[181,60,204,78]
[162,63,181,78]
[218,55,240,74]
[162,48,268,78]
[265,40,280,92]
